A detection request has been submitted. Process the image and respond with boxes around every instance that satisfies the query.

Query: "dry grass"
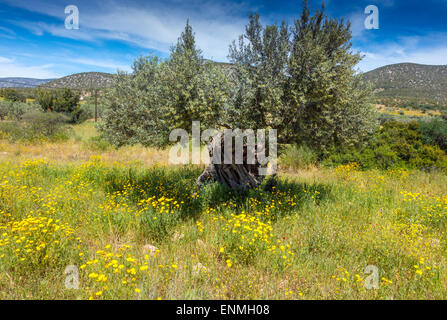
[375,104,442,117]
[0,122,171,166]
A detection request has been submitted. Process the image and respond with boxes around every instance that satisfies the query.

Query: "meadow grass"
[0,123,446,299]
[376,104,442,117]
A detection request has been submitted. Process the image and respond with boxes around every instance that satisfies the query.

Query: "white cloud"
[66,57,132,72]
[347,11,367,38]
[0,57,59,78]
[4,0,445,76]
[4,0,250,61]
[356,39,447,72]
[0,56,14,63]
[0,26,16,39]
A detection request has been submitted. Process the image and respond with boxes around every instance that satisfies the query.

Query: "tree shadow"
[199,176,333,220]
[100,166,334,239]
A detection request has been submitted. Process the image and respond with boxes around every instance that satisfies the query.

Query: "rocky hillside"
[40,72,116,89]
[0,77,55,88]
[363,63,447,104]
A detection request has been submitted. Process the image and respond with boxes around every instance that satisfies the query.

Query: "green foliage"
[53,88,81,114]
[78,100,104,122]
[0,101,8,120]
[101,3,376,157]
[410,144,447,170]
[418,118,447,152]
[100,21,230,148]
[9,102,32,121]
[84,135,112,152]
[279,144,318,169]
[0,111,72,143]
[36,89,54,111]
[227,2,377,152]
[396,100,446,111]
[2,88,26,102]
[225,14,290,131]
[325,121,447,171]
[22,111,70,137]
[0,100,37,121]
[36,89,82,123]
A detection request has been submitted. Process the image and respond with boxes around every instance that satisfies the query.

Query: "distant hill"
[4,63,447,107]
[0,77,55,88]
[363,63,447,105]
[40,72,117,89]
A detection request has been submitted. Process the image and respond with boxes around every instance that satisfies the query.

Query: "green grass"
[0,126,446,299]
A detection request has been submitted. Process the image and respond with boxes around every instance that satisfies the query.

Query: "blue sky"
[0,0,446,78]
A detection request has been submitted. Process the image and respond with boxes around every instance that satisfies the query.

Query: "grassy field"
[376,104,442,117]
[0,122,446,299]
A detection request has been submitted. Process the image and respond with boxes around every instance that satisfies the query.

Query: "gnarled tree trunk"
[196,133,267,189]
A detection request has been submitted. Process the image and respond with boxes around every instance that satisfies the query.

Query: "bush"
[3,89,26,102]
[441,111,447,122]
[0,100,37,121]
[325,121,447,171]
[36,89,83,123]
[409,145,447,170]
[372,144,400,169]
[0,111,71,143]
[36,89,54,111]
[22,111,70,137]
[77,101,103,123]
[279,144,318,169]
[418,118,447,152]
[8,101,34,121]
[0,100,11,120]
[84,135,111,151]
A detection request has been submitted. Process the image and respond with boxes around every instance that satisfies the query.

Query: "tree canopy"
[100,19,229,148]
[226,3,377,152]
[100,2,377,155]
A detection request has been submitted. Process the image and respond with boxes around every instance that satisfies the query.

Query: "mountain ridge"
[363,62,447,105]
[0,77,55,88]
[2,63,446,106]
[40,72,116,89]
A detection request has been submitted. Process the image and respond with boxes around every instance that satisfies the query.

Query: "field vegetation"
[0,122,446,299]
[0,1,446,300]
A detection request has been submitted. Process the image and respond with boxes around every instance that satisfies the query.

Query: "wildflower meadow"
[0,122,446,300]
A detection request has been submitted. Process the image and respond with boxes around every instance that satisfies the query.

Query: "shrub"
[418,118,447,152]
[0,100,11,120]
[77,101,103,123]
[279,144,318,170]
[22,111,69,136]
[325,121,447,171]
[36,89,83,123]
[373,144,400,169]
[0,111,71,143]
[9,101,36,121]
[441,111,447,122]
[409,145,447,170]
[84,135,111,151]
[3,88,26,102]
[36,89,54,111]
[0,100,37,121]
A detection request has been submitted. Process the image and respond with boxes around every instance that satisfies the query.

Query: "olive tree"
[99,20,229,149]
[101,3,377,189]
[227,2,377,154]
